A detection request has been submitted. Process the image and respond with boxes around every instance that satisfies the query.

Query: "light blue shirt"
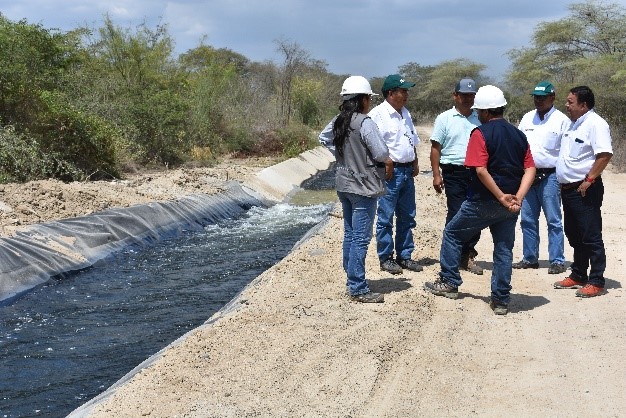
[430,106,480,166]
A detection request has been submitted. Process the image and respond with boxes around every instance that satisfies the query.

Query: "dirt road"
[17,127,626,417]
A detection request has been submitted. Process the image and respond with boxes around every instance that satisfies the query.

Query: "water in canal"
[0,192,334,417]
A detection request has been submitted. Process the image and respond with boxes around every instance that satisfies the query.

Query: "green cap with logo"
[531,81,555,96]
[382,74,416,95]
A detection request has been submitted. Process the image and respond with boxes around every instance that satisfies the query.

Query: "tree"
[385,59,486,120]
[506,0,626,166]
[410,59,486,117]
[507,0,626,90]
[72,16,188,166]
[0,15,119,181]
[274,38,311,126]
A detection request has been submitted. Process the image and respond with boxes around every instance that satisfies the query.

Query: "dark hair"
[485,107,505,116]
[332,94,368,157]
[569,86,595,109]
[382,87,401,98]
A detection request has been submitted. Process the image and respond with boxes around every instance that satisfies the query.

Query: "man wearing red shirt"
[424,85,536,315]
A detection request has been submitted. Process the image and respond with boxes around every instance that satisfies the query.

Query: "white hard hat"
[471,85,507,109]
[340,76,378,99]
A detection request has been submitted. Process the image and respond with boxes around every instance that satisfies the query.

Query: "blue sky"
[2,0,626,81]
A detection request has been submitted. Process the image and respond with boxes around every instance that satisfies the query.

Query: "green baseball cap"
[532,81,555,96]
[382,74,416,94]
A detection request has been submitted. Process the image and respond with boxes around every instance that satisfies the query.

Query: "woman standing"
[319,76,389,303]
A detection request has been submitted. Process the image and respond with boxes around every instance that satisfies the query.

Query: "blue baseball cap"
[455,78,477,93]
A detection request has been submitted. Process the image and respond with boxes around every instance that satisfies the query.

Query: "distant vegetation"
[1,0,625,182]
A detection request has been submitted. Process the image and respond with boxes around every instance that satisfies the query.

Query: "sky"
[2,0,626,82]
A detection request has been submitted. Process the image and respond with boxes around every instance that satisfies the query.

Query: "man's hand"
[433,173,444,193]
[499,194,521,213]
[412,159,419,178]
[385,159,394,180]
[577,180,592,197]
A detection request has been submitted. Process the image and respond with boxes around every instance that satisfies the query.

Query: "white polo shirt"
[556,110,613,184]
[518,106,570,169]
[368,100,420,163]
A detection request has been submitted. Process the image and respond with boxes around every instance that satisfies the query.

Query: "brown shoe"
[489,300,509,315]
[575,284,606,298]
[424,279,459,299]
[461,255,484,275]
[396,257,423,272]
[349,292,385,303]
[553,277,585,289]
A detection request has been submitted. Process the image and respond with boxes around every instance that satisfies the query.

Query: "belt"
[440,164,467,173]
[393,161,414,167]
[536,167,556,174]
[561,180,583,190]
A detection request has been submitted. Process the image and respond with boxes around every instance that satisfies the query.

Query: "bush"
[36,91,120,180]
[239,123,318,158]
[0,125,81,183]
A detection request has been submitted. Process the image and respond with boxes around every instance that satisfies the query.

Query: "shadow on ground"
[460,292,550,313]
[370,277,412,294]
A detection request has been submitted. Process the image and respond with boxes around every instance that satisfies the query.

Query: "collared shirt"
[431,106,480,165]
[556,110,613,184]
[518,106,570,169]
[368,100,420,163]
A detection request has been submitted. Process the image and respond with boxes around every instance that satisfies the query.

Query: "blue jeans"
[439,199,519,305]
[442,166,481,258]
[519,172,565,264]
[561,179,606,287]
[338,191,378,296]
[376,166,416,261]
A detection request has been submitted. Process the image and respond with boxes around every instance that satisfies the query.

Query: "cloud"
[2,0,626,80]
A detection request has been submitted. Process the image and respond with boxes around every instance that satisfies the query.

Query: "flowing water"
[0,194,334,417]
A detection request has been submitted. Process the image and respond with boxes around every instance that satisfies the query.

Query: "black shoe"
[548,263,567,274]
[380,258,403,275]
[512,260,539,269]
[396,257,423,272]
[349,292,384,303]
[489,300,509,315]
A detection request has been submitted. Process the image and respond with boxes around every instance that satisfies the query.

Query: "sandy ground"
[4,127,625,417]
[0,156,279,238]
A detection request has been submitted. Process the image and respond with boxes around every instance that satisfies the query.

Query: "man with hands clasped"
[424,85,536,315]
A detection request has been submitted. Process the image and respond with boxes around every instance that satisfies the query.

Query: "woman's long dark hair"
[332,94,368,157]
